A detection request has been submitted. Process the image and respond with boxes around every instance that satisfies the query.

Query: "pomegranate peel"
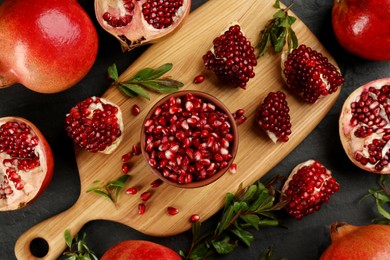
[281,160,340,220]
[320,222,390,259]
[65,96,124,154]
[0,117,54,211]
[94,0,191,51]
[339,78,390,174]
[281,44,344,103]
[0,0,98,93]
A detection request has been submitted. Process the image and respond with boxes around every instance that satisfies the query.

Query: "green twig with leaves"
[180,177,288,259]
[107,63,184,100]
[361,175,390,224]
[256,0,298,57]
[86,174,130,205]
[63,230,98,260]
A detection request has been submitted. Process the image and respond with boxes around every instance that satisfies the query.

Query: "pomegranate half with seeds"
[65,96,124,154]
[94,0,191,51]
[281,160,340,220]
[203,23,257,89]
[339,78,390,174]
[0,117,54,211]
[141,91,238,188]
[281,44,344,103]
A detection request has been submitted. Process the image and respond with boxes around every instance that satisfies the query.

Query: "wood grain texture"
[15,0,341,259]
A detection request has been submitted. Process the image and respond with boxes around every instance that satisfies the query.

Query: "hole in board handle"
[30,237,49,258]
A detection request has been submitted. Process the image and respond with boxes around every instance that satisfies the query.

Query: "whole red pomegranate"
[0,117,54,211]
[94,0,191,51]
[101,240,181,260]
[339,78,390,174]
[0,0,98,93]
[332,0,390,61]
[320,222,390,259]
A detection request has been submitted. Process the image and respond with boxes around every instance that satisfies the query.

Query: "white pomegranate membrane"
[143,92,236,185]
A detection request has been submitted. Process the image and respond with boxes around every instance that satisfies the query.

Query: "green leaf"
[64,230,72,248]
[258,219,280,227]
[287,27,298,51]
[118,85,137,97]
[376,199,390,220]
[107,64,119,81]
[130,67,155,81]
[259,247,274,260]
[274,29,287,52]
[239,185,258,203]
[144,63,173,80]
[273,0,280,8]
[212,239,236,254]
[273,10,285,19]
[230,228,254,247]
[256,32,271,57]
[225,193,235,209]
[120,83,150,100]
[189,243,211,260]
[91,190,113,202]
[240,214,260,230]
[140,80,181,93]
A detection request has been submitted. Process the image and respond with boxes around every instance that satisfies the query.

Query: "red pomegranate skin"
[101,240,181,260]
[332,0,390,61]
[320,222,390,259]
[0,0,98,93]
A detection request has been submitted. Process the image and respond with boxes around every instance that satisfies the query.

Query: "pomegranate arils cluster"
[257,91,292,142]
[142,0,184,29]
[144,93,235,184]
[282,160,339,220]
[0,122,40,197]
[65,97,123,154]
[203,24,257,89]
[283,44,344,103]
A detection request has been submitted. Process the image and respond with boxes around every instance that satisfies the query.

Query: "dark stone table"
[0,0,389,259]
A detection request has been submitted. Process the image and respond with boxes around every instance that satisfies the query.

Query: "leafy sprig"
[256,0,298,57]
[86,174,130,205]
[361,175,390,224]
[180,177,287,259]
[107,63,184,100]
[63,230,98,260]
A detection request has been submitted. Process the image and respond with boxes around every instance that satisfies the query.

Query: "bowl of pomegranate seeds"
[141,90,239,188]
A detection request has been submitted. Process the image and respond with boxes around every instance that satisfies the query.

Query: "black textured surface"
[0,0,389,259]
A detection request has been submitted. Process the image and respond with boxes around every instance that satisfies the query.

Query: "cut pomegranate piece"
[65,96,124,154]
[203,23,257,89]
[94,0,191,51]
[339,78,390,174]
[0,117,54,211]
[257,91,292,142]
[281,44,344,103]
[281,160,340,220]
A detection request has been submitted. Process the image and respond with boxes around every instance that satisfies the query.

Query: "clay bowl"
[140,90,238,188]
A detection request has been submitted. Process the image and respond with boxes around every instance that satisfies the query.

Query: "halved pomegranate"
[94,0,191,51]
[339,78,390,174]
[0,117,54,211]
[281,44,344,103]
[65,96,124,154]
[281,160,340,220]
[0,0,98,94]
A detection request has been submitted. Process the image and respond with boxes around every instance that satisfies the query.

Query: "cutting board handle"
[14,199,94,259]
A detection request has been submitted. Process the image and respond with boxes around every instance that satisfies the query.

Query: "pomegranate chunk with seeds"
[142,92,237,186]
[203,24,257,89]
[281,160,340,220]
[257,91,292,143]
[282,44,344,103]
[339,78,390,174]
[65,96,123,154]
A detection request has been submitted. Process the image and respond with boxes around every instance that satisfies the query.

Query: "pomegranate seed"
[150,178,163,188]
[190,214,200,223]
[141,0,184,29]
[138,203,146,215]
[167,206,179,215]
[122,163,131,174]
[125,187,137,195]
[193,75,205,84]
[229,163,237,174]
[140,191,152,201]
[132,143,141,155]
[121,152,133,162]
[131,104,141,116]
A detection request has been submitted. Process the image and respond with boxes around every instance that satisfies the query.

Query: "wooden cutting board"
[15,0,341,258]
